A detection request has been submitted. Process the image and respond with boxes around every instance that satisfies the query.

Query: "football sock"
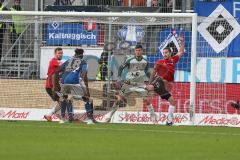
[48,102,61,116]
[60,100,68,119]
[147,104,155,115]
[85,101,94,119]
[167,105,175,123]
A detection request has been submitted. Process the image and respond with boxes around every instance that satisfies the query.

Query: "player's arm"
[81,62,90,97]
[52,61,68,91]
[176,34,184,58]
[118,58,130,80]
[149,69,156,84]
[145,61,151,78]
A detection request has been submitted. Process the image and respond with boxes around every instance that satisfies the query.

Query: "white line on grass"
[1,122,240,136]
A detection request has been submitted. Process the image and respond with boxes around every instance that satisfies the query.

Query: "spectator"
[0,0,8,62]
[152,0,159,7]
[96,51,113,81]
[123,0,146,7]
[159,0,173,12]
[10,0,25,58]
[54,0,73,5]
[88,0,120,6]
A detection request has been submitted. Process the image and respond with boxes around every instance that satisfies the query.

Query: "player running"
[105,44,157,122]
[55,48,96,124]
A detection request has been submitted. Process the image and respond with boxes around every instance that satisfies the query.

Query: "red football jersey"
[155,55,180,82]
[45,58,61,88]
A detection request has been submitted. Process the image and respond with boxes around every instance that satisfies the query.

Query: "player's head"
[54,47,63,60]
[75,48,84,59]
[14,0,21,5]
[134,44,143,60]
[163,47,172,59]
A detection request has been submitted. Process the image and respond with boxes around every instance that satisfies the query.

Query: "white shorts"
[120,83,148,98]
[61,81,87,97]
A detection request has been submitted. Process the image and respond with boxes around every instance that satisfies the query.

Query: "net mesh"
[0,12,238,125]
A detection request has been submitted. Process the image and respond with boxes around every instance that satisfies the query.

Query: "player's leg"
[65,83,97,124]
[133,86,158,122]
[60,85,75,123]
[166,96,176,126]
[143,97,158,122]
[83,98,96,124]
[72,83,96,123]
[104,94,123,123]
[66,99,74,122]
[104,82,130,123]
[44,88,61,122]
[231,100,240,110]
[148,76,174,125]
[59,98,68,123]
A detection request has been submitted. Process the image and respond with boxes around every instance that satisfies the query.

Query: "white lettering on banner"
[233,2,240,17]
[175,58,240,83]
[48,33,96,40]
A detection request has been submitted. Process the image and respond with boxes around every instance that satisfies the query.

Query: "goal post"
[0,11,200,125]
[190,13,197,124]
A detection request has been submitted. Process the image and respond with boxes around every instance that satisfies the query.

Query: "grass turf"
[0,120,239,160]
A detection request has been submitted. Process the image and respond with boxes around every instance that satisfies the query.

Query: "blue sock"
[67,101,74,121]
[60,100,67,118]
[85,102,93,119]
[67,101,73,114]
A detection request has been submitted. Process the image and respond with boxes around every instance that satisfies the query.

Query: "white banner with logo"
[40,46,103,79]
[1,108,240,127]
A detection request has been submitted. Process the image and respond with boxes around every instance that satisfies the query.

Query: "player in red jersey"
[44,47,63,122]
[146,35,185,125]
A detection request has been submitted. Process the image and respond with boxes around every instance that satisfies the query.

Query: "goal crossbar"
[0,11,197,18]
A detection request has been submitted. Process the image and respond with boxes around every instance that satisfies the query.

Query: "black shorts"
[46,88,59,101]
[152,76,171,100]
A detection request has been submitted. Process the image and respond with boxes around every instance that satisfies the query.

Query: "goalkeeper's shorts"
[120,84,148,98]
[152,76,171,100]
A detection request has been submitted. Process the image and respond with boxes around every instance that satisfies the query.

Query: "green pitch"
[0,121,239,160]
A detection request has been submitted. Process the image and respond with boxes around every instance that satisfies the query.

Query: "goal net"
[0,11,238,127]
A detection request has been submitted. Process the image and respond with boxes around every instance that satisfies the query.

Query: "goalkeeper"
[105,44,157,122]
[54,48,96,124]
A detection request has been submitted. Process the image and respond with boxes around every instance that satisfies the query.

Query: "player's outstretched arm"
[52,71,60,92]
[176,34,184,58]
[118,64,126,80]
[149,69,156,84]
[82,72,90,97]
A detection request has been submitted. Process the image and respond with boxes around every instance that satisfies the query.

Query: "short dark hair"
[75,48,84,56]
[54,47,62,53]
[135,44,143,49]
[163,47,172,53]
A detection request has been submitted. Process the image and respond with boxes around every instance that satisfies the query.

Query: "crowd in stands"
[53,0,181,9]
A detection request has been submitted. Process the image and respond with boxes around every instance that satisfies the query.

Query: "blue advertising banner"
[46,22,98,45]
[148,28,192,72]
[195,0,240,57]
